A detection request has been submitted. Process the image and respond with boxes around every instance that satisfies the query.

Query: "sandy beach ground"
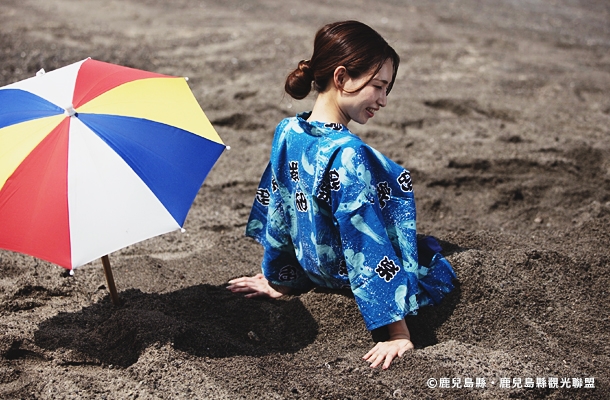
[1,0,609,398]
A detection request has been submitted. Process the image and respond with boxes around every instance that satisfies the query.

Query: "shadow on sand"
[33,238,463,367]
[406,282,461,348]
[34,284,318,367]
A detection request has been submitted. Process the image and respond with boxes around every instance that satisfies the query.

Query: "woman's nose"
[378,91,387,107]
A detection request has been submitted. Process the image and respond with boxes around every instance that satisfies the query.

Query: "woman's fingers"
[227,274,284,299]
[363,339,413,369]
[363,343,381,360]
[227,277,260,293]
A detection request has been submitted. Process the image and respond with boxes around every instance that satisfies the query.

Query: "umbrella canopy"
[0,58,226,271]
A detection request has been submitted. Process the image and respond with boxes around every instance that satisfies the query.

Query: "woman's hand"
[363,337,414,369]
[363,319,414,369]
[227,273,286,299]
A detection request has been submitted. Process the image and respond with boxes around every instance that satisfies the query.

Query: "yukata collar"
[296,111,350,137]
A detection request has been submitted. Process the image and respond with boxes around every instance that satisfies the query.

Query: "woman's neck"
[307,90,350,126]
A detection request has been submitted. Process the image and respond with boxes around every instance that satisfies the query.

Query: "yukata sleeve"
[246,163,315,291]
[331,145,423,331]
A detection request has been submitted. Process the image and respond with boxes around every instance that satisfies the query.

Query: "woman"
[228,20,456,370]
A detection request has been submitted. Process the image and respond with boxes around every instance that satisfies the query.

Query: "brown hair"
[285,20,400,100]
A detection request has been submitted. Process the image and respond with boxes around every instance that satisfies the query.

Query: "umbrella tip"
[226,145,231,151]
[64,104,77,117]
[69,269,74,276]
[36,68,46,76]
[181,228,186,233]
[184,77,189,81]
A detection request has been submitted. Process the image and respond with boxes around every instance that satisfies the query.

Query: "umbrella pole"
[101,255,120,306]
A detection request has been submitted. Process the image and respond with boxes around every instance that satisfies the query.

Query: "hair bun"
[285,59,315,100]
[298,59,313,79]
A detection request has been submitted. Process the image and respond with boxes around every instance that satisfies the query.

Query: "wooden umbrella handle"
[101,255,120,306]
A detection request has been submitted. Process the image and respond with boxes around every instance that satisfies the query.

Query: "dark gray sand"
[1,0,609,398]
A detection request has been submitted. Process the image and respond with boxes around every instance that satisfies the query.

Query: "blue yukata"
[246,112,456,331]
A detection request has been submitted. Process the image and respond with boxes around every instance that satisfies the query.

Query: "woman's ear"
[333,66,347,90]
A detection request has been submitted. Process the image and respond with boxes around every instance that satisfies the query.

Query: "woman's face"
[338,59,393,125]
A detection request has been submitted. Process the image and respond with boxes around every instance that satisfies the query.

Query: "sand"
[1,0,609,398]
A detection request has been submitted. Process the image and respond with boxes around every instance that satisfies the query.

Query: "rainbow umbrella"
[0,58,226,303]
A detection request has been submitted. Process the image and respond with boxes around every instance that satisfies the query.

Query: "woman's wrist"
[388,333,411,341]
[386,319,411,341]
[268,281,294,295]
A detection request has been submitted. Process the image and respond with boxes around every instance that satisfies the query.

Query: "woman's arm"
[363,319,414,369]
